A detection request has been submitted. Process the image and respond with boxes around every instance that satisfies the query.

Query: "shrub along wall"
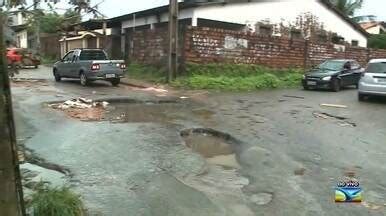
[128,26,386,70]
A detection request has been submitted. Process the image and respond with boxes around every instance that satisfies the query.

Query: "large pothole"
[179,128,252,213]
[48,97,184,123]
[106,101,183,123]
[180,128,241,169]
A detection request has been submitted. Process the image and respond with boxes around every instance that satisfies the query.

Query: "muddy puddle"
[106,102,184,123]
[181,128,241,169]
[49,98,217,124]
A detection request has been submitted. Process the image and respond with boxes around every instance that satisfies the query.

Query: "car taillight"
[120,63,126,69]
[91,64,100,71]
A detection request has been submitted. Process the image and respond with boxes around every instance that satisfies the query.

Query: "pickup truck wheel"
[54,69,61,82]
[111,78,120,86]
[80,73,89,86]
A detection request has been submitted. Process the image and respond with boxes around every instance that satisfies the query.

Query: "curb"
[120,78,152,89]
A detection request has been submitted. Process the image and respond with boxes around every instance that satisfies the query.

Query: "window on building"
[351,40,359,47]
[332,35,345,44]
[317,34,328,43]
[290,29,302,39]
[259,25,272,36]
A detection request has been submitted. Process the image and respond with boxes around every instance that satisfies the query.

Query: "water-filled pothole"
[106,102,183,123]
[180,128,241,169]
[49,98,185,123]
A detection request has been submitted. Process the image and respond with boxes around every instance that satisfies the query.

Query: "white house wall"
[366,26,381,34]
[193,0,367,47]
[16,30,28,48]
[121,8,194,29]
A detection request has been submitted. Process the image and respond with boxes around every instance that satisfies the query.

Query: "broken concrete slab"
[20,163,68,189]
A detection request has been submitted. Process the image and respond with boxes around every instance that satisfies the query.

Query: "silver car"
[358,59,386,101]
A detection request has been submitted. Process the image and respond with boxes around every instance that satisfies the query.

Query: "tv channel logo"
[335,179,362,203]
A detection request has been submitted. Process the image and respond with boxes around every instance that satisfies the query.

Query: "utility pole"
[33,0,40,51]
[0,11,25,216]
[168,0,178,83]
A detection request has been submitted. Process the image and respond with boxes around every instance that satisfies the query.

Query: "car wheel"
[331,79,341,92]
[303,84,309,90]
[34,65,39,69]
[80,73,89,86]
[111,78,120,87]
[358,93,366,101]
[54,69,61,82]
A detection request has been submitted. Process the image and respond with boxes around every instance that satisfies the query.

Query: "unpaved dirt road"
[12,66,386,215]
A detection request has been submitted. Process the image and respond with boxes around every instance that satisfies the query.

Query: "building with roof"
[360,21,386,35]
[66,0,371,62]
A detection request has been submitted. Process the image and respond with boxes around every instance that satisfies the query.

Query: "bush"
[127,63,166,83]
[28,184,84,216]
[41,55,57,65]
[368,34,386,49]
[128,62,304,91]
[173,63,303,90]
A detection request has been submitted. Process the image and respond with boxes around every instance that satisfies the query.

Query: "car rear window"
[366,62,386,73]
[79,50,107,61]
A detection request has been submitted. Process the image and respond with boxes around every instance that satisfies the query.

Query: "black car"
[302,59,364,92]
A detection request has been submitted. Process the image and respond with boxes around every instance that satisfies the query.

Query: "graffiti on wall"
[224,36,248,49]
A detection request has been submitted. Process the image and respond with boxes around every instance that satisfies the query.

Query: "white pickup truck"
[53,49,126,86]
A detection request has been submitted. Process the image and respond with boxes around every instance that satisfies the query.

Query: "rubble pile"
[49,98,109,121]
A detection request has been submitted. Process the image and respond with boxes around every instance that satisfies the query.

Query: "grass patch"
[173,63,304,90]
[127,63,166,83]
[127,62,304,91]
[41,55,58,65]
[28,184,84,216]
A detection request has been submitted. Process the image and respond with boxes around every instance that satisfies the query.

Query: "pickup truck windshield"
[79,50,108,61]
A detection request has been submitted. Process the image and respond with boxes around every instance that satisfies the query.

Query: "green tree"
[329,0,364,16]
[368,34,386,49]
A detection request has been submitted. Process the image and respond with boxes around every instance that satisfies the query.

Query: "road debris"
[143,87,168,93]
[320,103,348,109]
[49,98,109,121]
[362,201,383,211]
[283,95,305,99]
[294,168,306,176]
[313,112,356,127]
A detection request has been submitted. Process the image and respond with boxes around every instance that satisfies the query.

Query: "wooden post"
[168,0,178,82]
[0,12,25,216]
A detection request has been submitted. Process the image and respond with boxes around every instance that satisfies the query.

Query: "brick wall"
[40,33,60,58]
[128,26,386,69]
[129,28,169,65]
[184,26,386,68]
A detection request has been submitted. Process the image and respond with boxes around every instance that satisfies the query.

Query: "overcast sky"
[31,0,386,21]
